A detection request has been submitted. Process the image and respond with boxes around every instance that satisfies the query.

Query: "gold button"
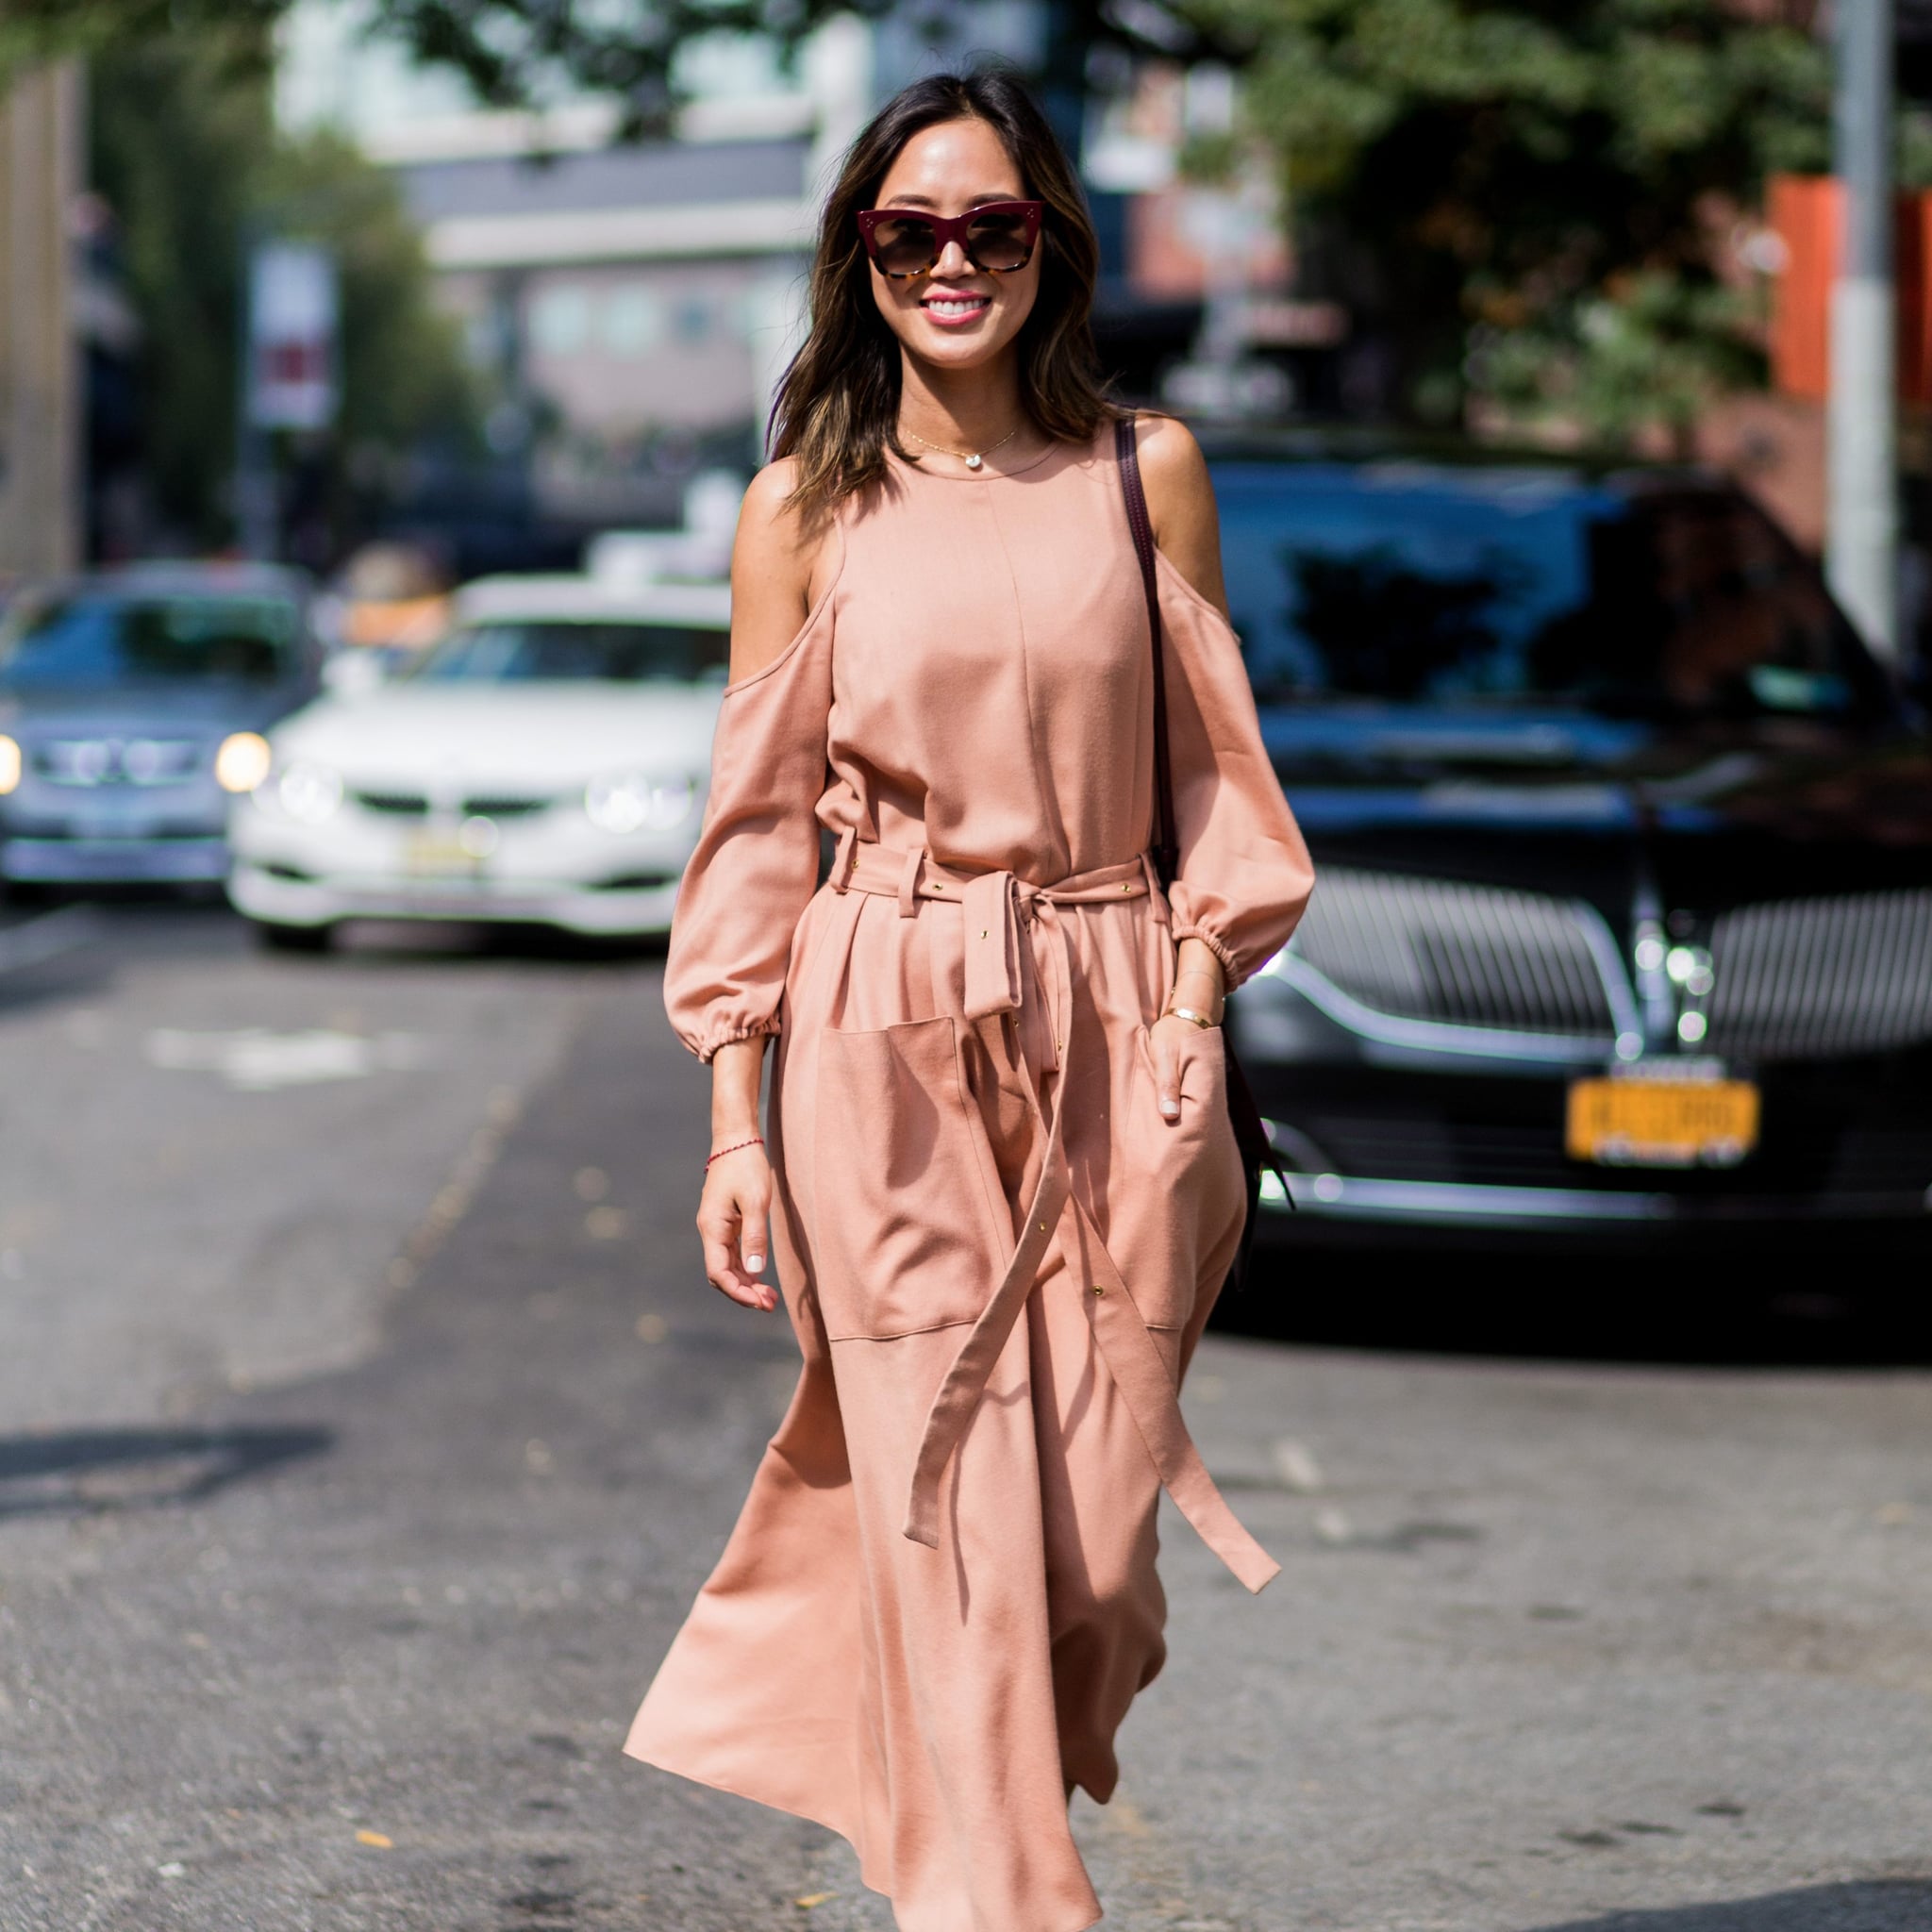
[1039,1221,1049,1233]
[979,928,988,939]
[1091,1284,1106,1297]
[1121,882,1132,892]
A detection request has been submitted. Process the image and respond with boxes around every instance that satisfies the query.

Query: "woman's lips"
[921,291,991,326]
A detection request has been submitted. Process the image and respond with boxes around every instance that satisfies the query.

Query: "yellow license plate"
[1565,1077,1759,1168]
[403,832,482,875]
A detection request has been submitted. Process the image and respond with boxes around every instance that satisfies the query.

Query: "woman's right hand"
[697,1141,778,1312]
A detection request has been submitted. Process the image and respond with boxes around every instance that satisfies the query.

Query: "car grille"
[1292,867,1617,1038]
[349,791,553,819]
[1707,889,1932,1060]
[353,791,429,815]
[460,794,551,818]
[36,739,202,786]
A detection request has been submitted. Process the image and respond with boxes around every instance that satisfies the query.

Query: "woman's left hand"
[1149,1008,1214,1122]
[1150,936,1227,1121]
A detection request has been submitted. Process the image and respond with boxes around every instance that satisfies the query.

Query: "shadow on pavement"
[1217,1240,1932,1368]
[0,1425,333,1518]
[1529,1879,1932,1930]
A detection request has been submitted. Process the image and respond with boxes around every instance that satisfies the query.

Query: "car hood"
[0,682,303,740]
[1261,703,1932,916]
[1265,705,1932,838]
[269,682,724,787]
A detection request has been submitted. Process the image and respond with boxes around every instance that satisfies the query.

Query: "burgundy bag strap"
[1115,415,1180,888]
[1115,414,1296,1241]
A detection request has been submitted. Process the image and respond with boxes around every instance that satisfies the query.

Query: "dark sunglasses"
[856,201,1043,279]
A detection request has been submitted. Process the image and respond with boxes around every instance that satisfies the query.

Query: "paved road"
[2,904,1929,1932]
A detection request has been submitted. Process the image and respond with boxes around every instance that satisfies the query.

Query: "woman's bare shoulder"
[728,459,836,680]
[1132,410,1211,496]
[1127,412,1228,615]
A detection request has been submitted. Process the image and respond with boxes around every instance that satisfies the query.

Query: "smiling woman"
[622,64,1314,1932]
[768,71,1108,521]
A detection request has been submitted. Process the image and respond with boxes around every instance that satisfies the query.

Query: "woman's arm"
[1137,411,1230,617]
[691,465,826,1310]
[1130,414,1235,1118]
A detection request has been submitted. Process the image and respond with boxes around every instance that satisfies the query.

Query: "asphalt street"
[2,901,1929,1932]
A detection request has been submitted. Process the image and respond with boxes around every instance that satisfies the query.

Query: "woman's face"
[866,117,1041,376]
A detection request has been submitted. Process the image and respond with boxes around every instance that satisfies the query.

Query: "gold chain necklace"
[902,422,1022,471]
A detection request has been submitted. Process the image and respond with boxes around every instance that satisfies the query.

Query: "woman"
[625,66,1314,1932]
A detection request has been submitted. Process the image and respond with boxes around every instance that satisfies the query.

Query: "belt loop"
[829,825,858,891]
[1141,851,1171,924]
[896,843,924,918]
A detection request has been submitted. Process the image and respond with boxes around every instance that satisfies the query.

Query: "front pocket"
[1124,1024,1244,1328]
[812,1015,1012,1341]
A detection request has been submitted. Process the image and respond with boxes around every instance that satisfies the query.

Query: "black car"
[1206,436,1932,1248]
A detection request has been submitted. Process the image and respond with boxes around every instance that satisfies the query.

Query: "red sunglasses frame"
[856,201,1044,278]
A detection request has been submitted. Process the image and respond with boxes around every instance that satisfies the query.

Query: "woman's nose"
[932,236,973,278]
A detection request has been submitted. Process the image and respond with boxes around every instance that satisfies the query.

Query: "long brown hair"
[771,68,1114,521]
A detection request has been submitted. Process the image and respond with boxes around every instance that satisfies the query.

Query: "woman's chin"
[904,324,1012,372]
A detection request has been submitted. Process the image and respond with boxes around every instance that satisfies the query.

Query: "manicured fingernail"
[745,1254,764,1273]
[1160,1099,1179,1118]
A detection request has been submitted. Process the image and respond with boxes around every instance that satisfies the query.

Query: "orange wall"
[1769,173,1932,405]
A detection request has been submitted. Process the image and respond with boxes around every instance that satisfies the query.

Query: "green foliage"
[0,0,283,86]
[90,25,475,548]
[1179,0,1833,439]
[90,27,275,546]
[1469,272,1762,452]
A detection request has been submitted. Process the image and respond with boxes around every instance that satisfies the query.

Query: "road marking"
[142,1027,435,1091]
[0,906,97,977]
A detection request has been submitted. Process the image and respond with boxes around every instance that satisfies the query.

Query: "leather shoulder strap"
[1115,415,1179,887]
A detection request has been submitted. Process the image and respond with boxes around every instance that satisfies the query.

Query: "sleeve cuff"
[693,1019,781,1065]
[1170,924,1244,989]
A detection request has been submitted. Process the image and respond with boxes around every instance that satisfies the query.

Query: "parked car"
[1204,434,1932,1248]
[0,563,320,887]
[226,572,730,946]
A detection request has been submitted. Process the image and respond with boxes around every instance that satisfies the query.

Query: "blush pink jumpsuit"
[625,421,1315,1932]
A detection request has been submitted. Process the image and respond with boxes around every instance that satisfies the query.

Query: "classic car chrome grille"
[1707,889,1932,1059]
[1291,867,1617,1038]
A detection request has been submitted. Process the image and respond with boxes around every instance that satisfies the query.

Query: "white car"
[227,574,729,945]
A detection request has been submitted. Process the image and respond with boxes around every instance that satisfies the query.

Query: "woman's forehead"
[875,118,1023,207]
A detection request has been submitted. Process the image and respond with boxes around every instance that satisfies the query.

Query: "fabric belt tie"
[834,841,1278,1595]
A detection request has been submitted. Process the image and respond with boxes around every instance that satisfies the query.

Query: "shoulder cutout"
[728,459,828,681]
[1132,413,1230,619]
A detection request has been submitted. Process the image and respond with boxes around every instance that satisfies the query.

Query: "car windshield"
[0,592,300,688]
[1211,463,1887,720]
[410,620,729,684]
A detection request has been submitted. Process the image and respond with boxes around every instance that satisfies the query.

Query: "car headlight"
[0,735,19,795]
[584,772,695,834]
[214,731,273,793]
[276,760,343,824]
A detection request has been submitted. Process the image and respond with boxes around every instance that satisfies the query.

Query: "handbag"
[1114,415,1294,1287]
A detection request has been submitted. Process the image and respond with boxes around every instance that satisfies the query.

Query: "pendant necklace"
[902,423,1022,472]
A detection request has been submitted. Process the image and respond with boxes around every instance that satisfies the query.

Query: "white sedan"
[227,575,729,945]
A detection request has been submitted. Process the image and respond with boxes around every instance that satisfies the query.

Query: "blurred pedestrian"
[625,67,1314,1931]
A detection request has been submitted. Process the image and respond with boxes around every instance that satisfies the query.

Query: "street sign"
[248,242,338,431]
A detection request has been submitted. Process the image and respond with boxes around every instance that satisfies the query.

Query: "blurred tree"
[15,0,1917,454]
[88,23,475,552]
[1179,0,1834,440]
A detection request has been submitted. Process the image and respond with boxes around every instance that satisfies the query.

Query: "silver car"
[0,564,322,888]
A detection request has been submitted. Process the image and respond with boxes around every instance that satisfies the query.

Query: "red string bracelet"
[705,1135,764,1169]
